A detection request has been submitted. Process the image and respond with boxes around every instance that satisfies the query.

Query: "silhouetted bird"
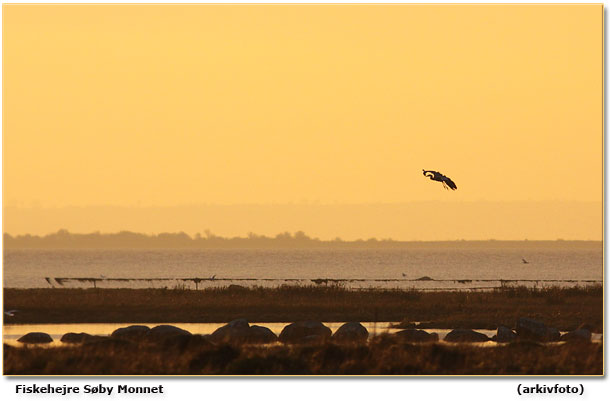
[422,170,457,190]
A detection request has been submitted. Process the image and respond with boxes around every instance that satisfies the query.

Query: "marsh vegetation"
[4,286,602,332]
[4,334,602,375]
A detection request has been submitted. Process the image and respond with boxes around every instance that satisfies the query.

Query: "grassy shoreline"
[4,337,603,375]
[3,286,603,332]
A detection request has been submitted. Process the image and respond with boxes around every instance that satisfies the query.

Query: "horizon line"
[3,199,603,208]
[2,229,602,243]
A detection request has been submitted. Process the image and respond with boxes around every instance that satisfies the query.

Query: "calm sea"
[3,244,603,290]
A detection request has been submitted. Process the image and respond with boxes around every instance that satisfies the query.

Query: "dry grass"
[4,336,602,375]
[4,286,602,331]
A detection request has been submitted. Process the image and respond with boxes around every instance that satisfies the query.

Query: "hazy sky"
[2,4,603,239]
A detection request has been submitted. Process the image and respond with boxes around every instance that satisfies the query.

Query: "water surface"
[4,244,602,290]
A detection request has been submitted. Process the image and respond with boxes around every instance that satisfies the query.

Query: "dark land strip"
[3,286,602,332]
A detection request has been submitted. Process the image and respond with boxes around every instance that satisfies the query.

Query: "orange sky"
[2,4,603,239]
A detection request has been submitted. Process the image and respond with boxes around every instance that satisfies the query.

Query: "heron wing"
[444,177,457,190]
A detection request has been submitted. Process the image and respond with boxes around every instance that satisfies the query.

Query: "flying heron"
[422,170,457,190]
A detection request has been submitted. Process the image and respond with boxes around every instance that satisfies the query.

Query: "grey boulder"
[560,329,591,342]
[394,329,439,343]
[516,318,560,342]
[516,318,547,341]
[494,326,517,343]
[111,325,151,340]
[18,332,53,344]
[279,321,332,344]
[444,329,490,343]
[546,327,561,342]
[210,319,277,344]
[249,325,278,344]
[60,332,100,344]
[146,325,191,341]
[332,322,369,343]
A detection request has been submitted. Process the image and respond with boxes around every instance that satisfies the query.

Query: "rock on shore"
[394,329,439,343]
[60,332,103,344]
[18,332,53,344]
[444,329,490,343]
[111,325,151,340]
[146,325,191,340]
[493,326,517,343]
[516,318,560,342]
[560,329,592,342]
[279,321,332,344]
[210,319,278,344]
[332,322,369,343]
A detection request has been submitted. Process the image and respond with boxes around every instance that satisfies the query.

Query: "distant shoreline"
[4,201,602,242]
[3,230,602,250]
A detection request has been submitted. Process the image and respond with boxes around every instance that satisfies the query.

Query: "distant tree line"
[2,229,598,249]
[3,229,395,249]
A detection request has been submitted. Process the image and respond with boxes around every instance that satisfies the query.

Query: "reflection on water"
[4,322,600,347]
